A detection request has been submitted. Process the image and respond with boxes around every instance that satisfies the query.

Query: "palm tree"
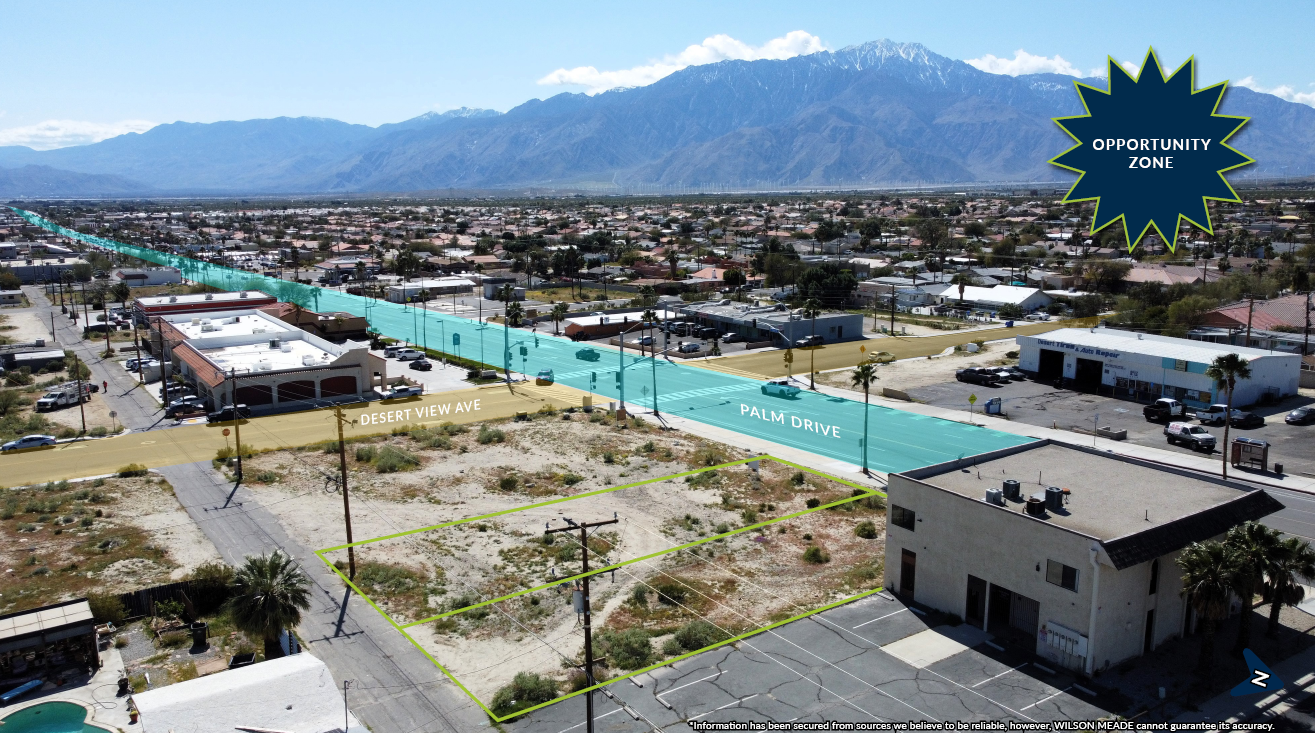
[1263,537,1315,637]
[1204,353,1251,479]
[1225,521,1282,656]
[949,272,972,309]
[550,302,569,336]
[1177,540,1239,683]
[665,248,680,281]
[227,551,312,659]
[801,298,823,390]
[850,362,878,475]
[506,301,524,327]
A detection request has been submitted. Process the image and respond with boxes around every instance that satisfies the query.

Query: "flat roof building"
[674,300,863,345]
[885,440,1283,676]
[158,309,383,414]
[386,277,475,302]
[134,290,278,321]
[1017,327,1301,407]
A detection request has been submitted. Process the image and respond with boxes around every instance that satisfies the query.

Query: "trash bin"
[1274,462,1284,474]
[190,621,208,647]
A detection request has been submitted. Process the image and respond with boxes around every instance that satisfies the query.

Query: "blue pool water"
[0,701,113,733]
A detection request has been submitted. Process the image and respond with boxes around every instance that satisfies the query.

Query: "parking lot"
[908,377,1315,478]
[509,593,1115,732]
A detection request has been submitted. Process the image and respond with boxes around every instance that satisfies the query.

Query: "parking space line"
[853,608,909,629]
[972,663,1028,688]
[656,671,723,700]
[690,694,759,721]
[554,707,623,733]
[1021,686,1073,711]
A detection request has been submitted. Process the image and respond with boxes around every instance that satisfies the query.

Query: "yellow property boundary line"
[314,455,888,722]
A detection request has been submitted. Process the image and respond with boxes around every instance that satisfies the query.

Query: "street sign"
[968,394,977,405]
[784,349,794,365]
[222,428,230,437]
[452,333,460,346]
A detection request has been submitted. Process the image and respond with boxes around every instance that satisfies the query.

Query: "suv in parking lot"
[955,368,999,386]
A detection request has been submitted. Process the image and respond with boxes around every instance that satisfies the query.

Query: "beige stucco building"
[883,440,1282,676]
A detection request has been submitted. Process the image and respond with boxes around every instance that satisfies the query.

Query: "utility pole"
[545,516,619,733]
[343,680,352,732]
[229,368,243,485]
[333,404,357,579]
[1244,293,1256,347]
[889,283,897,335]
[102,298,112,356]
[1304,290,1311,357]
[72,352,87,435]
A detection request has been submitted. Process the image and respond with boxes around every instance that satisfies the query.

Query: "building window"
[1148,558,1159,595]
[1046,560,1078,591]
[891,505,916,531]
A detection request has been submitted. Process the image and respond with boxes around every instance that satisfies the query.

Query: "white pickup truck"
[35,384,91,411]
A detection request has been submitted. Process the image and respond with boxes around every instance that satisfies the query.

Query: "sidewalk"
[1170,643,1315,724]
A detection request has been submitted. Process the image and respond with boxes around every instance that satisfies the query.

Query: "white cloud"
[1234,76,1315,107]
[538,30,828,94]
[0,119,156,150]
[966,49,1084,77]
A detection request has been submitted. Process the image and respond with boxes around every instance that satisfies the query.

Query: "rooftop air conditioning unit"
[302,354,316,366]
[239,292,248,299]
[204,293,214,300]
[201,324,215,332]
[269,339,280,349]
[280,343,292,353]
[191,318,201,326]
[169,296,178,303]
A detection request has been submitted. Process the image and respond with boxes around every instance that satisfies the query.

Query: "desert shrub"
[189,561,235,591]
[691,445,726,466]
[805,498,821,509]
[498,476,519,492]
[56,427,79,439]
[674,620,729,652]
[654,582,687,606]
[791,471,806,486]
[802,546,830,564]
[158,630,189,648]
[602,450,615,464]
[0,501,15,519]
[253,470,280,483]
[87,593,126,625]
[89,426,108,437]
[354,445,377,463]
[595,628,654,670]
[155,598,185,620]
[490,672,559,716]
[661,636,683,655]
[374,446,420,473]
[741,508,758,525]
[630,584,648,607]
[439,422,468,435]
[566,667,609,692]
[356,562,423,595]
[477,425,505,444]
[855,521,878,539]
[639,440,656,454]
[561,472,584,486]
[116,463,148,477]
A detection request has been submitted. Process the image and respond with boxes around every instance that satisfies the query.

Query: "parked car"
[35,384,91,411]
[1001,366,1027,380]
[575,348,601,361]
[1164,422,1216,452]
[696,327,720,340]
[164,396,207,418]
[409,358,433,371]
[124,357,157,370]
[383,385,423,399]
[867,351,895,364]
[383,345,404,357]
[206,404,250,423]
[1285,406,1315,425]
[955,368,999,386]
[1196,404,1239,426]
[394,348,423,361]
[2,434,57,452]
[1024,313,1051,321]
[536,368,555,385]
[760,378,800,398]
[721,333,744,343]
[677,342,702,353]
[1143,398,1186,423]
[984,368,1015,383]
[1230,411,1265,429]
[794,335,825,348]
[636,336,655,346]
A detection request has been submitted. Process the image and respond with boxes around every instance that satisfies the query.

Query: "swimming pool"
[0,701,114,733]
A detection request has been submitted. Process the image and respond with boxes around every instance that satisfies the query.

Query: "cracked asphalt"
[508,594,1113,732]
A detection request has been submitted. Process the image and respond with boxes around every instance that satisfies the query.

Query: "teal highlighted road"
[12,207,1033,473]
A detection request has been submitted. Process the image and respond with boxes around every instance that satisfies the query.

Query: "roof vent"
[239,291,249,299]
[169,296,178,303]
[204,293,214,300]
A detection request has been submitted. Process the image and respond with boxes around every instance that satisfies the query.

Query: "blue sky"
[2,0,1312,149]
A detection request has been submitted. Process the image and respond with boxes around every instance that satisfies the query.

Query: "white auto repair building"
[1016,327,1301,408]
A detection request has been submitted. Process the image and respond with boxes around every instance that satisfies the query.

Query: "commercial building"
[134,290,279,323]
[674,300,864,345]
[385,277,475,302]
[1016,327,1301,407]
[258,302,370,341]
[4,257,89,284]
[111,267,182,287]
[922,283,1052,314]
[0,290,22,306]
[0,599,101,683]
[884,440,1283,676]
[157,309,383,414]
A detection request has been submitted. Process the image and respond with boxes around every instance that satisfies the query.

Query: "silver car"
[2,434,57,452]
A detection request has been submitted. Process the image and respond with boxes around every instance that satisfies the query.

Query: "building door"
[1010,592,1040,637]
[1144,609,1156,654]
[987,583,1013,634]
[837,325,844,339]
[966,575,987,628]
[1074,358,1103,392]
[900,549,916,597]
[1037,349,1064,380]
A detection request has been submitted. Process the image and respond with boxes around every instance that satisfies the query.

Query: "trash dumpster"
[1230,437,1269,471]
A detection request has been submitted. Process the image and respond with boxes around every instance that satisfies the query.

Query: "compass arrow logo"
[1230,649,1281,696]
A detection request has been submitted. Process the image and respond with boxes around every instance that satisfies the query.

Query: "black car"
[955,368,1000,386]
[164,396,207,418]
[207,404,251,423]
[1230,411,1265,429]
[575,348,601,361]
[1285,406,1315,425]
[409,358,433,371]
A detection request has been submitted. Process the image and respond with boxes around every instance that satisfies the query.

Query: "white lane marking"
[1021,686,1073,711]
[656,671,724,700]
[853,608,909,629]
[690,694,759,721]
[554,707,623,733]
[972,663,1029,688]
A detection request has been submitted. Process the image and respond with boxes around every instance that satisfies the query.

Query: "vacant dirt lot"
[816,337,1021,393]
[235,410,886,704]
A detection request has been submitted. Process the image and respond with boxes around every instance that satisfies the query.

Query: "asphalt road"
[507,592,1113,732]
[908,377,1315,544]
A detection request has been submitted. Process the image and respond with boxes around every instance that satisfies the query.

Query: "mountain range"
[2,40,1312,198]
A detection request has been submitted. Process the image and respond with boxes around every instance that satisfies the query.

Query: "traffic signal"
[784,349,794,365]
